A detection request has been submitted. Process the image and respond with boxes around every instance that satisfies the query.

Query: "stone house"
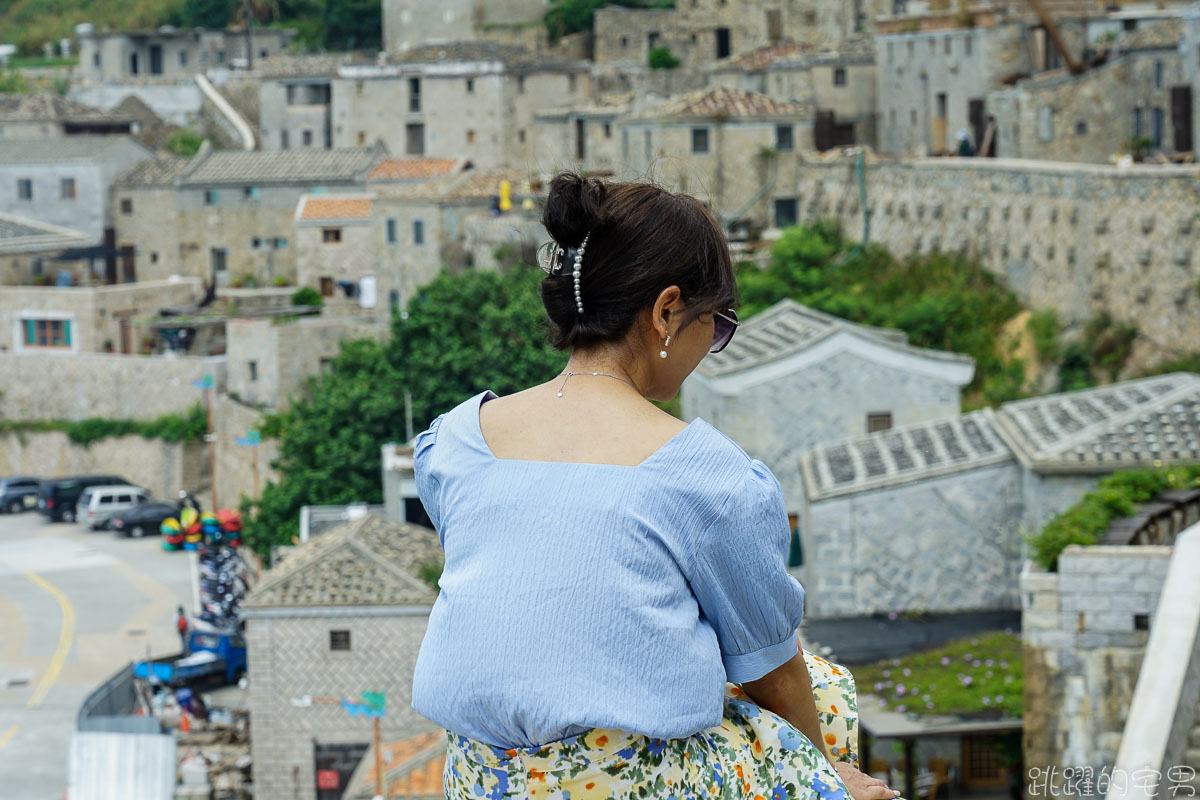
[0,94,135,139]
[0,277,204,354]
[0,136,151,243]
[242,514,442,800]
[795,372,1200,619]
[332,43,590,170]
[381,0,548,55]
[110,142,386,287]
[533,95,631,175]
[986,18,1189,163]
[681,296,976,512]
[75,26,295,83]
[0,211,93,286]
[225,314,384,410]
[256,54,359,153]
[559,86,813,233]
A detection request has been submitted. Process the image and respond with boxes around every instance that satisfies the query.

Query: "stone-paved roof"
[114,155,191,187]
[810,33,876,64]
[367,157,465,182]
[636,86,812,119]
[0,211,93,255]
[0,93,133,124]
[256,53,362,78]
[801,409,1014,501]
[376,168,543,201]
[992,372,1200,474]
[179,146,383,185]
[1105,17,1183,55]
[715,42,811,72]
[392,41,585,71]
[347,730,445,800]
[296,194,374,221]
[0,136,141,164]
[244,514,440,608]
[697,297,975,380]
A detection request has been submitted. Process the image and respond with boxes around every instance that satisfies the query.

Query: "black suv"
[37,475,131,523]
[0,476,41,514]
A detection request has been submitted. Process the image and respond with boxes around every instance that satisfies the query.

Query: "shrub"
[167,129,204,157]
[648,46,680,69]
[1027,310,1060,362]
[291,287,323,307]
[272,276,290,287]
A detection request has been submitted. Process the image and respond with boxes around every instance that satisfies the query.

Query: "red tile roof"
[297,195,373,221]
[367,157,464,181]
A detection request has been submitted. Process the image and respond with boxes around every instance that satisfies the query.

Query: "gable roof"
[296,194,374,223]
[714,42,811,72]
[696,297,976,382]
[243,514,440,608]
[0,211,93,255]
[346,730,445,800]
[178,146,384,186]
[801,409,1014,501]
[367,157,466,182]
[0,93,133,125]
[633,86,811,120]
[992,372,1200,474]
[114,155,191,187]
[390,41,586,71]
[0,136,146,164]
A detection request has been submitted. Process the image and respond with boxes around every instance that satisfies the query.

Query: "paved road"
[0,510,193,799]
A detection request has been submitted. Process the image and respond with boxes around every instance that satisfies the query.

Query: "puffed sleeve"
[682,457,806,684]
[413,413,446,542]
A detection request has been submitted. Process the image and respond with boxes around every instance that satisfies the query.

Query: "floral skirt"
[444,646,862,800]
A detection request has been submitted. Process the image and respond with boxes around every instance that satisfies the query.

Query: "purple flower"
[1000,661,1009,669]
[887,612,897,620]
[941,656,951,666]
[874,682,885,691]
[996,695,1004,703]
[902,668,911,676]
[1004,627,1013,634]
[882,669,891,677]
[925,702,934,709]
[982,696,991,705]
[961,676,973,686]
[892,659,901,667]
[972,660,982,668]
[963,653,973,661]
[985,659,994,667]
[895,684,906,696]
[921,694,931,702]
[895,704,907,713]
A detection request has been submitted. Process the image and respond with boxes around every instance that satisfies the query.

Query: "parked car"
[79,485,150,530]
[37,475,131,523]
[0,476,41,514]
[110,500,182,538]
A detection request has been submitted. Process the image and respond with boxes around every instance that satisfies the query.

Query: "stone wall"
[0,351,225,421]
[1020,547,1171,788]
[777,156,1200,357]
[213,392,280,510]
[0,430,207,499]
[800,461,1027,619]
[244,611,436,800]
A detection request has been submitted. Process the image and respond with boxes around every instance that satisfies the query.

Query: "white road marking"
[0,536,117,576]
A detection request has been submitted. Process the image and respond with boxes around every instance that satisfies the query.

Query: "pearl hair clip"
[536,230,592,314]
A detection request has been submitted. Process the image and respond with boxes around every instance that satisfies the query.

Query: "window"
[17,179,31,200]
[217,49,226,64]
[274,237,287,249]
[251,236,262,249]
[320,276,333,297]
[150,252,158,263]
[517,76,525,94]
[1152,107,1164,148]
[59,177,76,199]
[568,73,577,93]
[93,52,101,68]
[1155,59,1163,90]
[319,357,335,375]
[776,124,794,151]
[357,131,366,146]
[1075,120,1088,136]
[467,129,476,145]
[936,92,947,118]
[243,186,259,199]
[518,129,526,143]
[1133,107,1143,137]
[773,198,798,228]
[180,50,188,67]
[944,37,951,55]
[406,123,425,155]
[413,219,425,245]
[620,36,628,49]
[386,218,397,244]
[356,80,364,97]
[1037,106,1054,141]
[204,189,218,205]
[248,361,258,382]
[715,27,731,58]
[833,67,846,86]
[603,122,612,138]
[322,228,342,243]
[302,129,313,146]
[388,289,400,308]
[281,130,289,149]
[119,197,133,215]
[867,412,893,433]
[691,127,709,153]
[408,77,421,112]
[466,78,474,93]
[22,318,72,348]
[329,630,351,651]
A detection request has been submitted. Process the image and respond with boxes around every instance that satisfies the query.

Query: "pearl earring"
[659,334,670,359]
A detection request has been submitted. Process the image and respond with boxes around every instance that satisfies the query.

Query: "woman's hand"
[832,761,904,800]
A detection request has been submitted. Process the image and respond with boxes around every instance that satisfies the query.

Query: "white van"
[78,484,149,530]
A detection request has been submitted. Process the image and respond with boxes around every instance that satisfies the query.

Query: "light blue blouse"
[409,389,807,748]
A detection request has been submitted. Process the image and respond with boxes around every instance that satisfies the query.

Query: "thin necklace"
[556,370,638,397]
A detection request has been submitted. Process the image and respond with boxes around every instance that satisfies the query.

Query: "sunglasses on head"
[711,309,739,354]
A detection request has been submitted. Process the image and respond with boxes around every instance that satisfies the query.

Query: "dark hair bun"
[543,172,607,248]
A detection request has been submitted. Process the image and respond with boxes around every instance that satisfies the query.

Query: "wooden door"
[1171,85,1193,153]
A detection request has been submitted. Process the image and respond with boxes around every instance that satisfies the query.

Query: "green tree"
[648,45,680,69]
[181,0,235,28]
[322,0,381,50]
[167,129,204,157]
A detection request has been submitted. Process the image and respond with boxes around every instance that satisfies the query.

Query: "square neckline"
[472,389,702,469]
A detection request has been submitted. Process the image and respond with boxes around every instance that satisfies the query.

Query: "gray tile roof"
[0,136,139,164]
[392,41,586,71]
[696,297,975,379]
[244,514,441,608]
[0,93,133,123]
[993,372,1200,474]
[114,155,190,187]
[0,211,93,255]
[256,53,362,78]
[178,146,384,185]
[633,86,813,120]
[801,409,1014,501]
